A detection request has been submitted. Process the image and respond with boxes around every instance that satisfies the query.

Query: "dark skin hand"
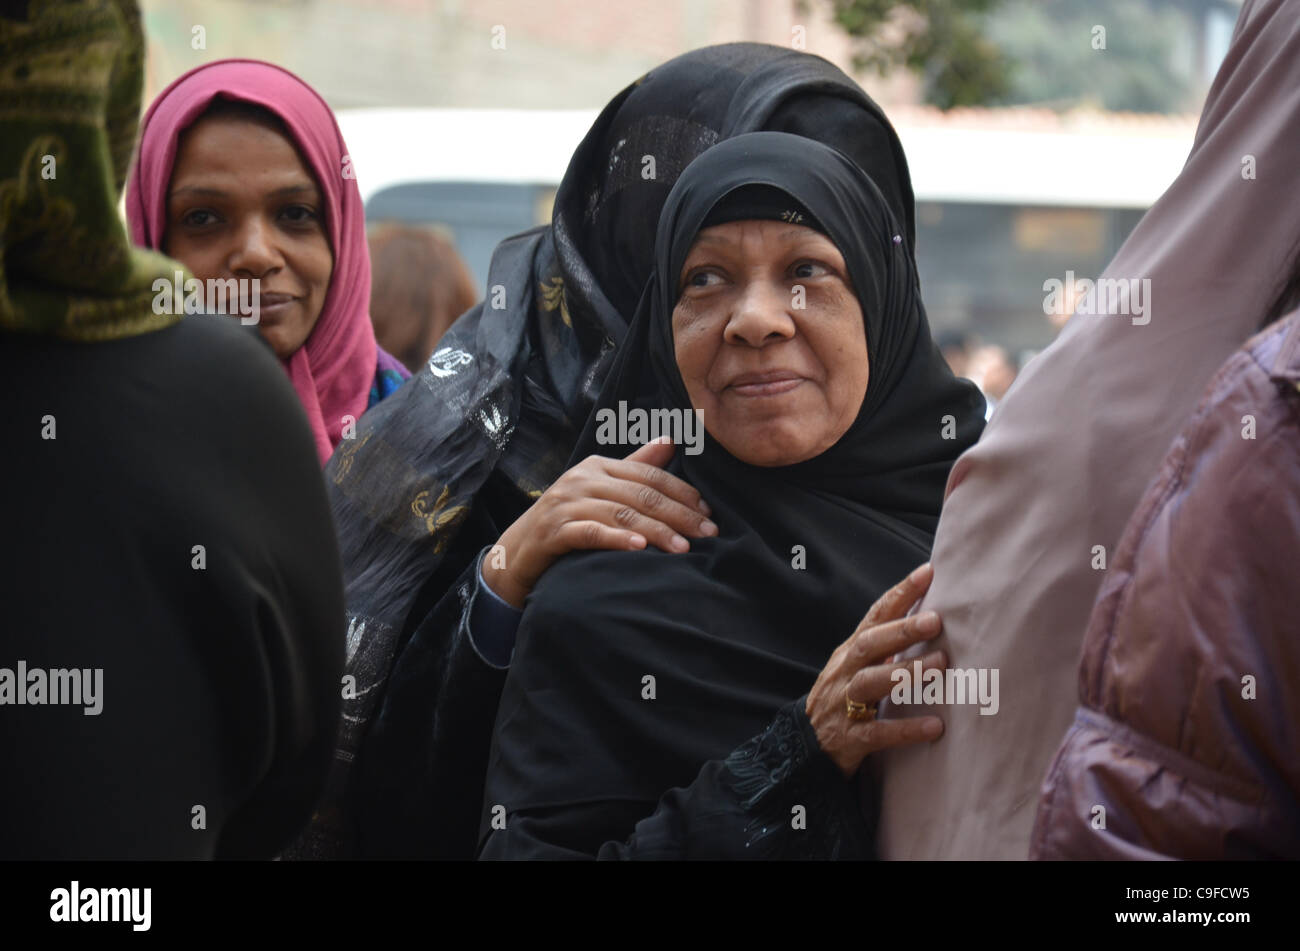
[481,437,716,609]
[806,562,947,778]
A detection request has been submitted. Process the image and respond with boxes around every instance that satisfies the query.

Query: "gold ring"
[846,689,875,721]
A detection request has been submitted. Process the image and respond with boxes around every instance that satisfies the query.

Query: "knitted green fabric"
[0,0,183,340]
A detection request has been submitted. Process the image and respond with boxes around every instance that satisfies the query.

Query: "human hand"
[805,562,946,778]
[481,437,716,608]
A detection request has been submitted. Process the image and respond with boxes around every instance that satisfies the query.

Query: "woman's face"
[672,219,869,466]
[164,115,333,359]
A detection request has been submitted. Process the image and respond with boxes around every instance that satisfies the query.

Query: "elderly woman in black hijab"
[315,45,925,859]
[332,42,915,769]
[477,132,984,859]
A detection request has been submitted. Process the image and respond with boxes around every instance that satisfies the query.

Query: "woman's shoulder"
[526,546,683,615]
[148,314,287,383]
[49,316,323,476]
[155,317,314,427]
[519,547,673,644]
[516,543,745,677]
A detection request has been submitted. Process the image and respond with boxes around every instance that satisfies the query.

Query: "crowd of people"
[2,0,1297,861]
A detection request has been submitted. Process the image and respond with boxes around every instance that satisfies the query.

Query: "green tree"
[827,0,1011,109]
[829,0,1202,112]
[986,0,1197,113]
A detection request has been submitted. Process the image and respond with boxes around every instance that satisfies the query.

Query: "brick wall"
[140,0,920,111]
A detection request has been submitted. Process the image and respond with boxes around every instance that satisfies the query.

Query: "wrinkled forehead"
[659,142,850,267]
[681,219,840,267]
[672,183,834,270]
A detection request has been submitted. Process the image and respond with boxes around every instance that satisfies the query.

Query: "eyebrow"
[168,183,319,200]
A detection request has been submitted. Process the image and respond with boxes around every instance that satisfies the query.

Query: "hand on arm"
[805,562,947,778]
[481,568,948,860]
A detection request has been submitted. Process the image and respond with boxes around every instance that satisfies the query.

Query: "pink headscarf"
[127,59,377,465]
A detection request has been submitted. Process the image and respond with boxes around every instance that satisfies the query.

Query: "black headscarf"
[568,44,917,325]
[323,44,919,799]
[480,133,984,849]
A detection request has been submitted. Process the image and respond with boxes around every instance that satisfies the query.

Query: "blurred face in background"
[164,110,334,360]
[671,218,870,467]
[967,344,1017,401]
[367,223,479,373]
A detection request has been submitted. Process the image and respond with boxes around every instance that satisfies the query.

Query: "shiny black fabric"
[478,132,985,859]
[313,44,919,857]
[485,696,877,859]
[700,183,823,233]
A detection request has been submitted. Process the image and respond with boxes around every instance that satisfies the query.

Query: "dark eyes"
[180,209,216,227]
[176,205,319,229]
[793,261,830,280]
[685,269,723,288]
[682,260,832,289]
[279,204,319,224]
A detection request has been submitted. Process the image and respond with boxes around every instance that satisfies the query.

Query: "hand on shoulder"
[481,438,716,609]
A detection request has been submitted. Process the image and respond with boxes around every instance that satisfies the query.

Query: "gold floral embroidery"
[539,276,571,328]
[331,431,372,484]
[411,485,468,551]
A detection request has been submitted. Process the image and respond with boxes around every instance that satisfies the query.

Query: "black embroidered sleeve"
[591,696,876,860]
[719,696,876,859]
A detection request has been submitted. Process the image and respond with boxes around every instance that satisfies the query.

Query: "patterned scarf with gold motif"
[0,0,181,340]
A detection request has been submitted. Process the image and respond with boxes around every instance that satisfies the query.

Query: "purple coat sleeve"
[1031,312,1300,860]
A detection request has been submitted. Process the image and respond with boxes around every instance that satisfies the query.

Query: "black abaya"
[477,133,984,859]
[0,318,344,859]
[347,45,927,859]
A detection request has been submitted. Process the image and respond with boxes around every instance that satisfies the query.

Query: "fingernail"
[698,499,712,516]
[909,562,932,583]
[926,719,943,739]
[671,534,689,552]
[699,519,718,536]
[915,611,939,634]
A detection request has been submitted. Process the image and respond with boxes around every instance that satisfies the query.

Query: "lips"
[256,292,299,319]
[726,370,805,398]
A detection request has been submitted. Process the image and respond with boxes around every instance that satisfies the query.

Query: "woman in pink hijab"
[127,59,409,465]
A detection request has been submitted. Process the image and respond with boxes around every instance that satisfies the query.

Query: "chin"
[258,329,296,361]
[718,424,825,467]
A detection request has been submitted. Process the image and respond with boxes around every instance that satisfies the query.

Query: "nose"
[723,277,796,348]
[227,216,284,279]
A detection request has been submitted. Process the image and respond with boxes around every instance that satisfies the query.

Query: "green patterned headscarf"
[0,0,182,340]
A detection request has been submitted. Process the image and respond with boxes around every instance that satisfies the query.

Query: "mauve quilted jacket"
[1030,309,1300,860]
